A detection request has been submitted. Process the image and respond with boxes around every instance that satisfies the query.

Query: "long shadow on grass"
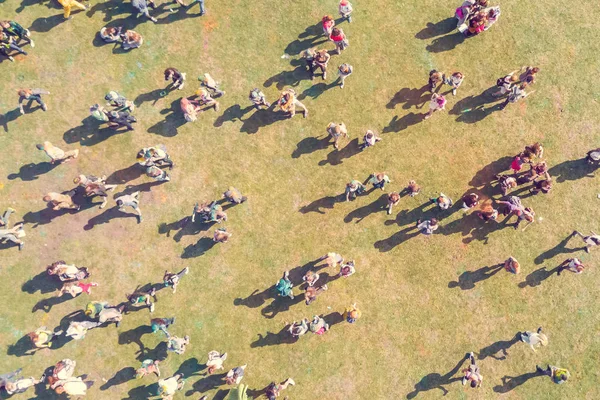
[100,366,136,390]
[477,333,520,360]
[118,325,154,356]
[251,324,299,348]
[63,116,129,146]
[23,193,97,228]
[105,164,144,185]
[344,194,388,223]
[136,341,169,362]
[185,373,227,396]
[449,86,505,123]
[29,14,66,33]
[518,266,561,288]
[214,104,254,128]
[22,272,62,294]
[84,206,139,230]
[297,81,338,100]
[264,59,311,91]
[382,112,423,133]
[374,201,435,251]
[32,293,76,313]
[148,98,187,137]
[159,217,215,243]
[0,109,21,132]
[182,237,217,258]
[122,383,159,400]
[299,194,340,214]
[292,136,330,158]
[175,357,206,378]
[493,371,544,393]
[448,263,503,290]
[548,158,598,183]
[387,86,430,110]
[318,138,361,166]
[283,22,328,56]
[86,0,130,21]
[415,18,456,39]
[425,31,465,53]
[533,235,583,265]
[239,109,289,134]
[7,161,59,182]
[406,354,468,398]
[469,156,513,187]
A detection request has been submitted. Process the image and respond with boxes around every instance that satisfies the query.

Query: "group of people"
[455,0,500,37]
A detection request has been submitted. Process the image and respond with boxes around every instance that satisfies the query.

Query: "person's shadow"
[477,333,521,360]
[84,206,138,230]
[448,263,503,290]
[28,14,65,33]
[518,266,561,288]
[297,81,338,100]
[147,98,187,137]
[134,88,169,107]
[22,271,62,294]
[234,287,274,309]
[374,225,421,252]
[415,17,457,40]
[181,237,217,258]
[100,366,136,390]
[292,136,331,158]
[239,108,289,134]
[382,113,423,133]
[493,370,544,393]
[548,158,598,183]
[159,217,214,242]
[426,32,465,53]
[298,195,340,214]
[534,235,583,265]
[283,22,328,56]
[468,155,513,187]
[118,324,154,354]
[406,354,468,398]
[185,372,227,396]
[214,104,254,128]
[344,194,388,223]
[0,109,21,132]
[32,293,75,313]
[63,116,126,146]
[7,161,59,181]
[318,138,361,166]
[449,87,505,123]
[264,59,311,91]
[105,164,144,185]
[250,324,298,348]
[386,85,430,110]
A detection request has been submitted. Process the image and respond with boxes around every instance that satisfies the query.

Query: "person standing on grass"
[520,327,548,351]
[477,204,498,222]
[443,72,464,96]
[206,351,227,374]
[0,32,26,62]
[493,69,519,97]
[337,63,353,88]
[43,192,79,211]
[132,0,157,22]
[164,68,186,90]
[0,221,25,250]
[163,267,189,293]
[74,174,117,209]
[428,70,444,92]
[369,172,391,190]
[462,352,483,389]
[265,378,295,400]
[330,28,349,54]
[99,26,123,42]
[361,129,382,150]
[57,281,98,297]
[1,20,34,48]
[302,47,317,80]
[504,256,520,274]
[302,270,320,287]
[320,252,344,268]
[223,187,247,204]
[406,180,421,197]
[136,360,161,379]
[157,374,185,398]
[338,260,356,278]
[121,30,144,50]
[225,365,247,385]
[115,191,143,223]
[327,122,349,149]
[188,0,206,15]
[571,231,600,253]
[249,88,270,109]
[304,283,328,305]
[462,193,479,209]
[276,271,294,299]
[18,89,49,114]
[417,218,439,235]
[424,93,446,119]
[3,376,41,395]
[126,287,157,313]
[181,96,202,122]
[345,179,366,201]
[288,319,309,338]
[431,193,453,210]
[28,327,62,349]
[146,165,171,182]
[58,0,88,19]
[37,142,78,164]
[557,258,585,275]
[309,315,329,334]
[213,228,232,243]
[530,178,552,195]
[199,73,225,97]
[387,191,400,215]
[151,317,175,336]
[503,83,533,108]
[322,15,335,35]
[313,49,331,80]
[105,91,135,112]
[536,365,570,384]
[167,335,190,355]
[277,88,308,118]
[497,174,518,195]
[343,303,361,323]
[339,0,353,22]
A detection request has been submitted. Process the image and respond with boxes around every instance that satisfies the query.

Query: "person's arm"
[18,96,26,114]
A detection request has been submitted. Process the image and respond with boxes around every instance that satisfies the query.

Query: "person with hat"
[36,141,79,164]
[337,62,353,88]
[339,0,353,22]
[277,88,308,118]
[424,93,446,119]
[345,179,366,201]
[313,49,331,80]
[249,88,270,109]
[164,67,186,90]
[326,122,349,149]
[343,303,361,323]
[105,91,135,113]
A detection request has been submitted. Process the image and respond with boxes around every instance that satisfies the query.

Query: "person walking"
[18,88,49,114]
[337,63,353,88]
[115,191,143,223]
[536,365,570,384]
[571,230,600,253]
[462,352,483,389]
[36,142,79,164]
[520,327,548,351]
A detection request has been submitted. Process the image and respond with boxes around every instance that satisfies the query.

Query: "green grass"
[1,0,600,399]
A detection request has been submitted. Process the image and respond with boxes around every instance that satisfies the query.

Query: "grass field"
[1,0,600,398]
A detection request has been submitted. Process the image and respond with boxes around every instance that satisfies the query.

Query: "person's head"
[519,83,528,90]
[430,218,438,226]
[477,0,488,6]
[453,72,463,79]
[322,15,333,22]
[184,112,197,122]
[164,68,174,81]
[334,124,342,134]
[27,331,39,342]
[340,0,348,4]
[376,172,385,181]
[183,335,190,343]
[331,27,341,36]
[5,382,16,391]
[0,21,9,29]
[488,8,497,17]
[470,380,478,388]
[365,130,374,139]
[116,199,124,207]
[529,67,540,75]
[36,143,44,150]
[42,194,52,202]
[54,386,66,394]
[349,309,359,319]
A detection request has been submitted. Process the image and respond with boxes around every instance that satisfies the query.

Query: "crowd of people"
[1,0,597,397]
